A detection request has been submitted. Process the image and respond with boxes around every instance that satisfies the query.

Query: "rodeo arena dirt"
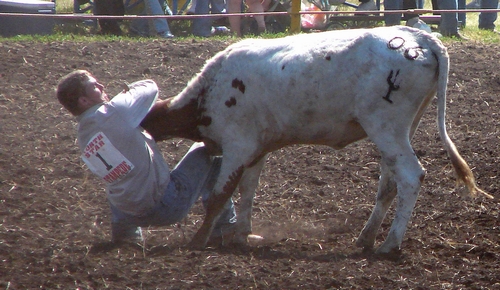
[1,10,500,289]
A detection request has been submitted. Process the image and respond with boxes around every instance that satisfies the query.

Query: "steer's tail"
[433,38,493,199]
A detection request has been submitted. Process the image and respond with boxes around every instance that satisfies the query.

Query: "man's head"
[56,70,109,116]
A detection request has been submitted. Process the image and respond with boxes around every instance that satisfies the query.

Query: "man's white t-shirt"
[77,80,170,216]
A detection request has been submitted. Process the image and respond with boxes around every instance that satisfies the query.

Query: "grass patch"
[56,0,75,13]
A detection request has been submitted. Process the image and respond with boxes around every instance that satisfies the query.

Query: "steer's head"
[140,97,207,142]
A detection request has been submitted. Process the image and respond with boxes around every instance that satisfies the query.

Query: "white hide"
[168,26,486,254]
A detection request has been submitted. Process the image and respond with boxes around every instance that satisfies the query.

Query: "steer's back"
[173,26,444,152]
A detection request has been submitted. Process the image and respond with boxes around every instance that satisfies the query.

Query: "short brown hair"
[56,70,92,116]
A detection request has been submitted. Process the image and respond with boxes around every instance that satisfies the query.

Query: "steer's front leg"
[188,165,245,250]
[234,156,267,245]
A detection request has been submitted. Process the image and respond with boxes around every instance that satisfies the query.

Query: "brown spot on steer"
[225,97,237,107]
[231,78,245,94]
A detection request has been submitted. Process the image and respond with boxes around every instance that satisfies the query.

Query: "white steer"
[141,26,491,255]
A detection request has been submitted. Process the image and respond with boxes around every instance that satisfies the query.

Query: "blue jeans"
[441,0,498,35]
[130,0,172,36]
[478,0,498,30]
[384,0,424,25]
[111,143,236,241]
[384,0,404,25]
[439,0,459,35]
[191,0,226,36]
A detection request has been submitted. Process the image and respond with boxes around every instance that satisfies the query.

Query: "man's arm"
[110,80,159,128]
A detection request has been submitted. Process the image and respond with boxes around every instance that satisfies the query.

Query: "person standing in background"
[436,0,498,37]
[129,0,174,38]
[383,0,428,25]
[93,0,125,35]
[433,0,464,37]
[462,0,499,31]
[191,0,230,37]
[227,0,270,36]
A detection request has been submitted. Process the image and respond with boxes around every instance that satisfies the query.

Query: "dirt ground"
[1,32,499,289]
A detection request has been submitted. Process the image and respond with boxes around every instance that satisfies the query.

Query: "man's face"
[83,75,109,106]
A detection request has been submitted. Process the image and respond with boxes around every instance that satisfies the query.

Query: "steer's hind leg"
[374,144,425,255]
[234,155,267,245]
[356,162,397,251]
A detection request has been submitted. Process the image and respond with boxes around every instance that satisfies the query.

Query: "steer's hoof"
[375,247,403,261]
[187,238,207,250]
[355,237,374,251]
[361,246,375,255]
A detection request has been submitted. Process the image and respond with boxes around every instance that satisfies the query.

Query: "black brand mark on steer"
[404,48,420,60]
[388,37,405,50]
[383,69,400,104]
[225,97,237,107]
[231,78,246,94]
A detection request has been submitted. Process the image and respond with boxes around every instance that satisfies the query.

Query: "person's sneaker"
[466,0,481,9]
[356,0,377,11]
[480,27,500,35]
[111,223,143,244]
[211,26,231,36]
[157,31,175,39]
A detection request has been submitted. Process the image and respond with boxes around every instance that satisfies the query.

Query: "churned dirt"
[0,33,499,289]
